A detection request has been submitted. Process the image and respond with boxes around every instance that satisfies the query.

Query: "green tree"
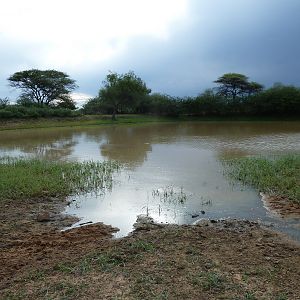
[244,81,264,96]
[214,73,263,100]
[98,71,151,119]
[8,69,77,107]
[54,95,77,110]
[214,73,248,100]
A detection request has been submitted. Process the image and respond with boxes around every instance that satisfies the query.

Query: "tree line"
[0,69,299,119]
[82,71,300,118]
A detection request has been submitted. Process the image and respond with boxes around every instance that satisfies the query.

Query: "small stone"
[36,212,51,222]
[265,256,271,261]
[194,219,211,226]
[233,273,242,281]
[136,214,154,224]
[133,214,161,231]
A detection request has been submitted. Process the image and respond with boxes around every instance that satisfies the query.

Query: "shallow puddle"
[0,121,299,239]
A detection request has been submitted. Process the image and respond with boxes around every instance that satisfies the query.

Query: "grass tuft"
[224,154,300,203]
[130,240,155,252]
[0,157,120,200]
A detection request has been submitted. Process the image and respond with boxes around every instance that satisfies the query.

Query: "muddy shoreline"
[1,197,300,299]
[261,192,300,219]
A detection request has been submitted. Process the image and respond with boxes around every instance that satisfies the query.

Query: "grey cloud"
[1,0,300,101]
[75,0,300,98]
[0,37,50,100]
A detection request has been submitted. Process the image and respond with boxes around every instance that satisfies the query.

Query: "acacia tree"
[98,71,151,119]
[8,69,77,108]
[214,73,263,100]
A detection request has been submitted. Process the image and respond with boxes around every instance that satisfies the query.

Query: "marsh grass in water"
[0,157,120,200]
[152,186,187,204]
[224,154,300,203]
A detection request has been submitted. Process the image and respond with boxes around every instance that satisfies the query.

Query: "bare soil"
[1,197,300,300]
[261,193,300,219]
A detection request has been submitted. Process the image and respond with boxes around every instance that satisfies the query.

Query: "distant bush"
[83,93,181,116]
[0,105,81,119]
[82,97,112,114]
[81,84,300,118]
[0,110,15,119]
[180,90,231,116]
[140,93,180,116]
[181,86,300,117]
[247,85,300,116]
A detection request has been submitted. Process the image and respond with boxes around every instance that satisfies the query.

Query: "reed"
[152,186,187,204]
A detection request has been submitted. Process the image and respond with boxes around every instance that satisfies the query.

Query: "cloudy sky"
[1,0,300,105]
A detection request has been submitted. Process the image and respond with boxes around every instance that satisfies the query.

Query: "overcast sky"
[1,0,300,105]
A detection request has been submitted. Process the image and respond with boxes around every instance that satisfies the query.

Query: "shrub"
[0,105,80,119]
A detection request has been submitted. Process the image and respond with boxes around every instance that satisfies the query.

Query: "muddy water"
[0,121,299,238]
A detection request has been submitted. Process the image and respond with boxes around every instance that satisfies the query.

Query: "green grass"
[54,250,126,275]
[52,241,155,277]
[39,282,87,300]
[0,157,120,200]
[94,253,126,271]
[0,115,176,131]
[243,292,257,300]
[191,271,225,291]
[130,240,155,252]
[224,154,300,203]
[1,114,297,131]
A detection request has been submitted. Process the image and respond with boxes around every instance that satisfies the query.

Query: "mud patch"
[0,198,300,300]
[261,192,300,219]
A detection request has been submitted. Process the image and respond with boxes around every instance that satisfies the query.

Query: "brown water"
[0,121,299,238]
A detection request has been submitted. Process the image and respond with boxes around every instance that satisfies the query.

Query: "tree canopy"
[8,69,77,108]
[98,71,151,119]
[214,73,263,100]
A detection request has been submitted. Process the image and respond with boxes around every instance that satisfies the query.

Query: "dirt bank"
[261,192,300,219]
[0,197,299,300]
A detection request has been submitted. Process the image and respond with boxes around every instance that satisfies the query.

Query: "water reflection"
[0,128,79,160]
[0,122,299,162]
[100,126,152,167]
